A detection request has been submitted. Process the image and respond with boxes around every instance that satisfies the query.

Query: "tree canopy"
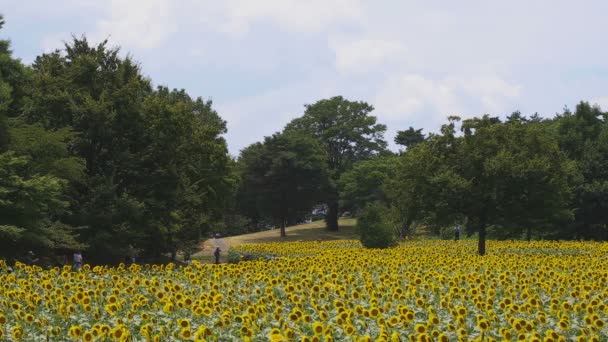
[0,21,233,263]
[285,96,387,231]
[238,132,328,237]
[392,115,575,255]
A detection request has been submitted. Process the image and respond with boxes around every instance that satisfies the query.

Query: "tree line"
[236,99,608,255]
[1,16,607,262]
[1,17,232,264]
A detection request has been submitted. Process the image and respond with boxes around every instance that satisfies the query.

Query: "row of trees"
[1,17,233,263]
[235,100,608,255]
[2,14,607,261]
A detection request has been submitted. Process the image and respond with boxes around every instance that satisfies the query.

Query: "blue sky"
[1,1,608,155]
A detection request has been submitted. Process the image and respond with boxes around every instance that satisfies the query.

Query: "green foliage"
[555,102,608,239]
[237,132,328,237]
[0,21,86,257]
[0,15,29,118]
[0,151,84,256]
[0,35,234,263]
[285,96,388,231]
[392,115,575,255]
[226,248,274,264]
[338,155,397,212]
[394,126,425,149]
[357,203,396,249]
[7,121,85,182]
[0,112,8,151]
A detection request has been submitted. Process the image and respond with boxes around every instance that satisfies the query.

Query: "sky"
[1,1,608,155]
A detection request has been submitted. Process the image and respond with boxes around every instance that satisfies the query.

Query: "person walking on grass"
[454,226,461,241]
[214,247,221,264]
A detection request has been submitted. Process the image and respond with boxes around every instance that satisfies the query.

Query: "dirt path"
[210,237,228,251]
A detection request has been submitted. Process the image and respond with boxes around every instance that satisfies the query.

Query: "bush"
[226,248,276,264]
[226,249,243,264]
[357,203,396,248]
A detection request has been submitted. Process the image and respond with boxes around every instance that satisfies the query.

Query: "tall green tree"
[0,15,29,119]
[388,142,443,238]
[139,87,233,259]
[285,96,387,231]
[393,116,574,255]
[0,152,67,257]
[0,15,29,150]
[22,38,153,262]
[555,102,608,239]
[21,37,232,262]
[0,112,8,151]
[0,137,85,258]
[238,132,328,237]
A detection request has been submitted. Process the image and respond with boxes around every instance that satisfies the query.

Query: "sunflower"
[11,325,23,340]
[82,331,94,342]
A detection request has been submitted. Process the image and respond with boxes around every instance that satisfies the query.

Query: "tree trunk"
[478,224,486,256]
[326,201,339,231]
[399,217,413,239]
[478,211,487,256]
[280,218,286,238]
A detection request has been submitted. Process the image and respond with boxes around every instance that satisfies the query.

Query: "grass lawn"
[193,218,357,262]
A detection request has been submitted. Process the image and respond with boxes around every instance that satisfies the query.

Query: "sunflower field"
[0,240,607,341]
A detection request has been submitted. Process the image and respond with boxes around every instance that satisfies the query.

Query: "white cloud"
[329,37,406,73]
[92,0,176,49]
[7,0,606,155]
[82,0,364,52]
[217,0,363,35]
[591,97,608,112]
[40,32,70,53]
[218,79,338,155]
[374,73,521,124]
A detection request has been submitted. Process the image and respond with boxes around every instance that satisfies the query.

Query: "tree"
[0,112,8,151]
[0,14,29,150]
[139,87,233,260]
[338,155,397,213]
[0,15,29,118]
[285,96,387,231]
[555,102,608,239]
[0,151,84,258]
[238,132,328,237]
[394,126,425,149]
[387,142,444,239]
[21,37,233,263]
[357,202,395,248]
[8,121,85,182]
[393,115,574,255]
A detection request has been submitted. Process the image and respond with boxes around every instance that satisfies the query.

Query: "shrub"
[357,202,396,248]
[226,248,276,263]
[226,249,243,264]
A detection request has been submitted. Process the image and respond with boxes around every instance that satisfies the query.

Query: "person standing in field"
[73,251,83,271]
[214,247,221,264]
[454,226,461,241]
[24,251,38,266]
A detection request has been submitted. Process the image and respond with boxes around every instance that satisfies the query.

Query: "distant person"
[454,226,461,241]
[214,247,221,264]
[73,251,83,271]
[184,254,191,265]
[24,251,38,266]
